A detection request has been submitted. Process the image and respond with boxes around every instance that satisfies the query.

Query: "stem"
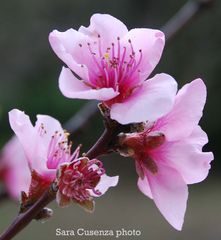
[85,125,122,159]
[0,188,56,240]
[85,128,112,159]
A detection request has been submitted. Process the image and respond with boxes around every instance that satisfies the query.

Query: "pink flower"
[8,109,118,206]
[49,13,177,124]
[0,137,31,200]
[119,79,213,230]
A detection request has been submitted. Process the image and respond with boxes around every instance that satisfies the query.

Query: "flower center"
[79,35,143,104]
[46,130,77,170]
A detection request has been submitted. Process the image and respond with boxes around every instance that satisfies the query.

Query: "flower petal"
[49,29,91,80]
[35,114,64,146]
[110,73,177,124]
[154,79,207,141]
[146,163,188,231]
[137,175,153,199]
[8,109,38,163]
[92,174,119,197]
[8,109,52,178]
[1,137,31,200]
[59,67,119,100]
[79,13,128,51]
[121,28,165,80]
[163,126,213,184]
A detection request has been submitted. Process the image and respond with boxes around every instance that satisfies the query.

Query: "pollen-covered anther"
[104,52,110,60]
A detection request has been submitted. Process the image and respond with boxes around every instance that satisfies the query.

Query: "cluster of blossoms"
[0,14,213,231]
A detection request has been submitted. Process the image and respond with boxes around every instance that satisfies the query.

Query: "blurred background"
[0,0,221,239]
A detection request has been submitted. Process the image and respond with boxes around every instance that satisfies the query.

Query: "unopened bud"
[35,207,53,223]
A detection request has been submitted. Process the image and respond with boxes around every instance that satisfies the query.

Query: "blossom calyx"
[117,131,165,158]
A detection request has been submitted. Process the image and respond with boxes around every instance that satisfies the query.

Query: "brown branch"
[85,122,129,159]
[0,188,56,240]
[85,128,113,159]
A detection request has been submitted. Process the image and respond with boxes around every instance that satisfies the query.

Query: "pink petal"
[8,109,38,161]
[79,14,128,51]
[154,79,207,141]
[121,28,165,80]
[188,125,210,150]
[91,174,119,197]
[163,126,213,184]
[8,109,52,178]
[1,137,31,200]
[146,163,188,231]
[35,114,64,146]
[49,29,90,80]
[35,114,69,173]
[59,67,119,100]
[137,176,153,199]
[110,73,177,124]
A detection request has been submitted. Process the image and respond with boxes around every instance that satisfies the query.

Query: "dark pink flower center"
[79,35,143,105]
[37,124,78,170]
[47,130,79,170]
